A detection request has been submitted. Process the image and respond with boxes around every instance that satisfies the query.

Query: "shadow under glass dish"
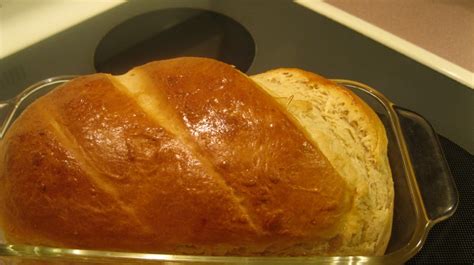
[94,8,255,74]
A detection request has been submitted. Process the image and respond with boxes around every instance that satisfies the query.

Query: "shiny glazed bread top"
[0,58,351,255]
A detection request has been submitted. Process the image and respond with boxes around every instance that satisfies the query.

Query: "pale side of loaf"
[251,69,394,255]
[0,58,360,256]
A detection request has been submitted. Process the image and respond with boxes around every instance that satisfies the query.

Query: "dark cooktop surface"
[0,1,472,263]
[94,8,255,74]
[408,136,473,264]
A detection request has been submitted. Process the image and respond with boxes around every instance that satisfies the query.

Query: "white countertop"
[1,0,473,88]
[296,0,474,89]
[0,0,125,59]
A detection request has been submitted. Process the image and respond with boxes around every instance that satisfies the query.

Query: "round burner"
[94,8,255,74]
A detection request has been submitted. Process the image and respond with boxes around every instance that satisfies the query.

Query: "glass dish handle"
[395,106,459,223]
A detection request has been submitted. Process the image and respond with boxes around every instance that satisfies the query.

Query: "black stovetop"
[1,1,472,263]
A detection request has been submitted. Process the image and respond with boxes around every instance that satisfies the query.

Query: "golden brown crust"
[0,58,352,255]
[1,74,256,251]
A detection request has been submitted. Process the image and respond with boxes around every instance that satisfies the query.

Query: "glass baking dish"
[0,76,458,264]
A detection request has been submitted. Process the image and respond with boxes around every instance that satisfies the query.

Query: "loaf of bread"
[0,57,393,256]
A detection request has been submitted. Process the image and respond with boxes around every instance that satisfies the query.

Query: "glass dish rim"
[0,76,455,264]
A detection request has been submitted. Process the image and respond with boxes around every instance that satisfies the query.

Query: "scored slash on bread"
[0,57,393,256]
